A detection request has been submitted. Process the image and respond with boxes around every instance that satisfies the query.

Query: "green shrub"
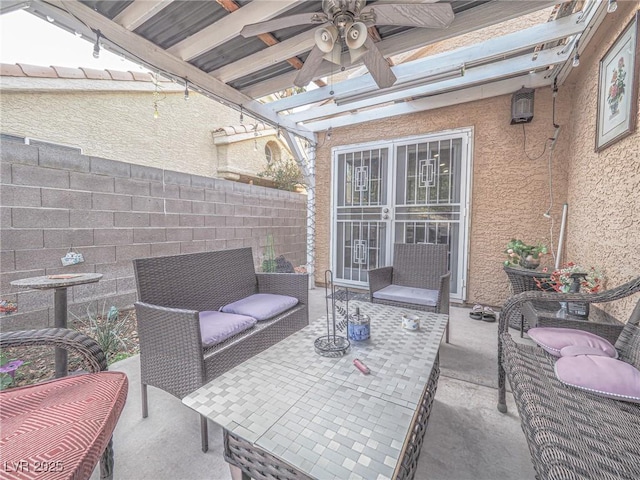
[72,303,132,364]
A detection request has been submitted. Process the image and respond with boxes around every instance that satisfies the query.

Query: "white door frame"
[330,127,473,302]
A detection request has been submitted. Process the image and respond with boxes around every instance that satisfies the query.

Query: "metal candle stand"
[314,270,350,357]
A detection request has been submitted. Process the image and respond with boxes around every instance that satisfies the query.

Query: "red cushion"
[0,371,128,479]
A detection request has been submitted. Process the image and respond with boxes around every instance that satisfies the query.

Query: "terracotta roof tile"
[105,69,135,81]
[1,63,169,84]
[213,123,269,136]
[17,63,57,78]
[0,64,25,77]
[130,71,155,82]
[79,67,112,80]
[51,65,86,79]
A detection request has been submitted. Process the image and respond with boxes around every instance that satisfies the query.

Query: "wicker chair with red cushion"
[0,328,128,480]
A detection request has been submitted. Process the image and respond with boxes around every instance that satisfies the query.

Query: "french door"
[331,129,472,300]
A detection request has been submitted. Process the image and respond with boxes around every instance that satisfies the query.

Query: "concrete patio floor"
[93,288,536,480]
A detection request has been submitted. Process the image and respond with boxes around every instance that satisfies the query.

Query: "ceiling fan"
[240,1,455,90]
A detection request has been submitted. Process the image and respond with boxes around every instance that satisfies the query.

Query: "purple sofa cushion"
[527,327,618,358]
[199,311,257,347]
[555,355,640,403]
[221,293,299,321]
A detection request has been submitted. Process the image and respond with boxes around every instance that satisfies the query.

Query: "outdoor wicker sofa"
[0,328,128,480]
[497,277,640,479]
[133,247,308,453]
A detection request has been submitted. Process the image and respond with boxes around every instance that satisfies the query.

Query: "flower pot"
[519,255,540,270]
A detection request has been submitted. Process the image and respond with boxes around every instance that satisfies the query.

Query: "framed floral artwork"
[596,11,639,152]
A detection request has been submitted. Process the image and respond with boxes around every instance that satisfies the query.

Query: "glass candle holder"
[348,307,370,341]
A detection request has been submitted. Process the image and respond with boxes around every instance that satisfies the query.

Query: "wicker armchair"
[0,328,128,480]
[497,277,640,479]
[368,243,450,342]
[133,247,308,453]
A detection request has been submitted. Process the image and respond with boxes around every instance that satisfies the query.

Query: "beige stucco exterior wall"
[315,4,640,322]
[315,87,572,308]
[562,3,640,320]
[0,86,287,180]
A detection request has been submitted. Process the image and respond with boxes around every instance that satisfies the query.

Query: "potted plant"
[504,239,548,269]
[534,263,606,317]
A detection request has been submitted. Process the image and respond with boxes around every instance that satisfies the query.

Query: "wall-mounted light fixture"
[607,0,617,13]
[184,79,189,101]
[510,87,535,124]
[572,40,580,68]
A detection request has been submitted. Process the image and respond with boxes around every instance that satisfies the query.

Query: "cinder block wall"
[0,142,307,330]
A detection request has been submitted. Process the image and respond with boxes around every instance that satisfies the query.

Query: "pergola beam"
[167,0,299,61]
[48,0,314,143]
[241,0,565,98]
[113,0,173,31]
[269,10,586,113]
[303,72,551,131]
[288,45,569,123]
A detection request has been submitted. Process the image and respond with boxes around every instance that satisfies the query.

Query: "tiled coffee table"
[183,301,448,480]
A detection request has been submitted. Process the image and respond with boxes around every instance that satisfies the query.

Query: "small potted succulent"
[504,239,548,269]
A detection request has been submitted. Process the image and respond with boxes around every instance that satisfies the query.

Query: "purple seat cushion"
[527,327,618,358]
[555,355,640,403]
[220,293,299,321]
[199,311,257,347]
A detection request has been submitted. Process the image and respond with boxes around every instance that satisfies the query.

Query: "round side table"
[11,273,103,377]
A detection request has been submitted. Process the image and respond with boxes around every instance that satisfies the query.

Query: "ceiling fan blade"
[362,37,397,89]
[365,3,454,28]
[294,46,326,88]
[240,12,327,38]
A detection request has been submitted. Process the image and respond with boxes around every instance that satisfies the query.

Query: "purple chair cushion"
[199,311,257,347]
[555,355,640,403]
[527,327,618,358]
[372,285,438,307]
[220,293,299,321]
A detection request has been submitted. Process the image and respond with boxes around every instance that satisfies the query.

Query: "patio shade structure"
[3,0,610,149]
[1,0,613,287]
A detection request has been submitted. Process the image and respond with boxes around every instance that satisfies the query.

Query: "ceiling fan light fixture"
[345,21,367,50]
[315,24,339,53]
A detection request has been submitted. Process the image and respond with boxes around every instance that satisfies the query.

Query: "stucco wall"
[0,88,231,177]
[315,4,640,322]
[562,3,640,320]
[315,87,572,308]
[0,86,287,180]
